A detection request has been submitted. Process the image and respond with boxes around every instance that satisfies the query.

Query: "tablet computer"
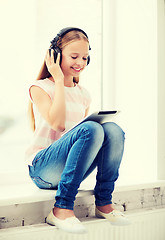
[82,110,119,124]
[63,110,119,135]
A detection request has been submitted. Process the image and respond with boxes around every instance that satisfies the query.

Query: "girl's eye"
[71,56,88,60]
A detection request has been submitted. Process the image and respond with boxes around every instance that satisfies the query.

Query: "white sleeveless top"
[25,78,91,166]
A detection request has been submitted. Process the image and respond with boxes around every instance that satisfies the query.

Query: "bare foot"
[53,206,75,220]
[96,204,115,214]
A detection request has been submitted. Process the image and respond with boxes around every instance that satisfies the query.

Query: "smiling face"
[60,39,89,82]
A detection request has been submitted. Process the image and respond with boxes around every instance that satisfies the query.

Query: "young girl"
[26,27,129,234]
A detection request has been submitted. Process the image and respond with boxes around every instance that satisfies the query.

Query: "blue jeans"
[29,121,125,210]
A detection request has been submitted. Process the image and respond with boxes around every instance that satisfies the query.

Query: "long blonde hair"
[28,30,90,131]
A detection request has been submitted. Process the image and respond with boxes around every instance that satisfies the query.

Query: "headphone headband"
[57,27,89,39]
[50,27,91,50]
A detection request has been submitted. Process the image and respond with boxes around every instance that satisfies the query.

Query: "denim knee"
[81,121,105,144]
[102,122,125,141]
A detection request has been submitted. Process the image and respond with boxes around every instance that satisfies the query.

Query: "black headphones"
[49,27,91,65]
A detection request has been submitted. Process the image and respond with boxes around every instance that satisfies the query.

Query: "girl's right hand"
[45,49,64,82]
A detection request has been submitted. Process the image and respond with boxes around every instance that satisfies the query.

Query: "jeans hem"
[95,200,112,206]
[54,202,74,210]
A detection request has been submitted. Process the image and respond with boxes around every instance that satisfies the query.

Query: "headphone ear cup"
[87,55,90,65]
[53,47,62,65]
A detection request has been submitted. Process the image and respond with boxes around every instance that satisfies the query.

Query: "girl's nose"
[75,59,85,67]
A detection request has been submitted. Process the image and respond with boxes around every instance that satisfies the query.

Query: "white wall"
[157,0,165,179]
[0,0,36,117]
[107,0,157,184]
[0,0,36,172]
[102,0,117,109]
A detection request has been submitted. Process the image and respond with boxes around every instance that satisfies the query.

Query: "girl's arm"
[30,51,66,132]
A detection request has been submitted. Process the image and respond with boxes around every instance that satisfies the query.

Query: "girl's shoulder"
[30,78,54,87]
[29,78,55,100]
[30,78,54,91]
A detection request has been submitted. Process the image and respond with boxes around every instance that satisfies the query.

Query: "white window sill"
[0,170,165,207]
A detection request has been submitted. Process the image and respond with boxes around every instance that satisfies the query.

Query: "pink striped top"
[25,78,91,166]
